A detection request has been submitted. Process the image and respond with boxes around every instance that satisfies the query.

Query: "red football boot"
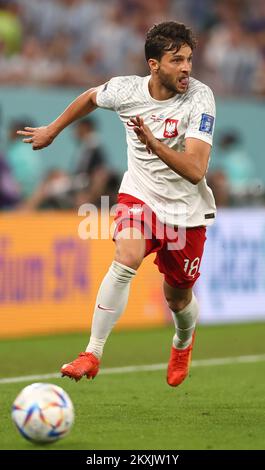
[61,352,100,382]
[167,333,195,387]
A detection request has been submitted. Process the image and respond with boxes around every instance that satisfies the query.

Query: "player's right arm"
[17,88,99,150]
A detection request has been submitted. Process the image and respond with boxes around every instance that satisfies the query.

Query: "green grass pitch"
[0,322,265,450]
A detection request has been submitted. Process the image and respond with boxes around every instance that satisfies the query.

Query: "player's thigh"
[114,227,146,270]
[163,281,192,312]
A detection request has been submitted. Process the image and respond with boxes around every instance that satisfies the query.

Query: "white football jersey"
[96,75,216,227]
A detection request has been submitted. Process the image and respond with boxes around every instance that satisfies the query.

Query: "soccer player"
[18,22,216,387]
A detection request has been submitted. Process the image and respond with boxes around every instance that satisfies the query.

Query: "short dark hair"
[145,21,196,62]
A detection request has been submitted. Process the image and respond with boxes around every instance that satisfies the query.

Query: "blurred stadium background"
[1,0,265,450]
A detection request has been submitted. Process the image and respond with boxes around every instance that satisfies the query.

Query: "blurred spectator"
[213,132,257,190]
[207,169,230,207]
[15,118,122,211]
[74,167,120,208]
[0,0,22,55]
[0,36,63,85]
[0,153,21,209]
[6,119,42,197]
[86,4,143,77]
[1,0,264,211]
[246,0,265,95]
[19,169,74,211]
[246,0,265,57]
[74,118,106,176]
[170,0,215,33]
[0,0,263,95]
[209,131,264,205]
[73,118,121,208]
[203,0,262,94]
[21,0,61,42]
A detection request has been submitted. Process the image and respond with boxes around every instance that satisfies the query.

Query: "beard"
[158,69,188,95]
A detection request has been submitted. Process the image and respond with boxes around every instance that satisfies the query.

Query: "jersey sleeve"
[185,87,216,145]
[96,76,126,112]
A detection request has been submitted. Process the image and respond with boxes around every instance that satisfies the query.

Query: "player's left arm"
[131,116,211,185]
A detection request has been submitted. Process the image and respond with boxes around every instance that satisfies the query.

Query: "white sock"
[86,261,136,358]
[171,293,199,350]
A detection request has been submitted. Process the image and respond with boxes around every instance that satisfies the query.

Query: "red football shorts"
[113,193,207,289]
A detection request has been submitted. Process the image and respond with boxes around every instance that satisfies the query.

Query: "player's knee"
[114,250,143,270]
[166,296,190,313]
[115,235,145,270]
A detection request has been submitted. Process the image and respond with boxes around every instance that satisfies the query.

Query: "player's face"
[156,44,193,94]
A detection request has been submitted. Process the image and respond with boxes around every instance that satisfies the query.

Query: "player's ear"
[148,58,159,73]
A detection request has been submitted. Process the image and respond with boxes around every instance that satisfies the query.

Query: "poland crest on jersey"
[163,119,178,138]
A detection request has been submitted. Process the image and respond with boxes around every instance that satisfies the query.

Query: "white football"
[11,383,74,443]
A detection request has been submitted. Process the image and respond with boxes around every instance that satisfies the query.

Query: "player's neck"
[148,77,176,101]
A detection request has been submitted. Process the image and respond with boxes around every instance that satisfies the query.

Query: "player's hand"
[16,126,55,150]
[130,115,157,154]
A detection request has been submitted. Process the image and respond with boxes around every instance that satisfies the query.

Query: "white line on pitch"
[1,353,265,385]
